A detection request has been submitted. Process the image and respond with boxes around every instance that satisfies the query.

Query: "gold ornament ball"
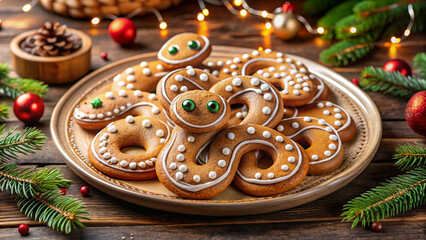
[272,12,300,40]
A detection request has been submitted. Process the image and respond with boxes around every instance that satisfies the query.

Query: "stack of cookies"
[74,33,356,199]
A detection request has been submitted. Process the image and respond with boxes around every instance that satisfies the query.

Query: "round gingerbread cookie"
[89,116,171,180]
[158,33,212,69]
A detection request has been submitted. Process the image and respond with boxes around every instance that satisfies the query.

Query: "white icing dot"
[110,157,118,164]
[243,54,251,59]
[262,107,271,115]
[285,144,293,150]
[260,84,270,91]
[324,150,332,156]
[293,90,300,95]
[193,175,200,182]
[212,70,219,76]
[99,147,107,154]
[232,78,242,86]
[107,125,117,133]
[222,148,231,155]
[149,93,157,100]
[329,143,337,150]
[178,145,186,152]
[218,160,226,168]
[134,90,142,97]
[118,81,125,87]
[223,68,230,74]
[329,135,338,141]
[326,102,333,107]
[276,136,284,143]
[175,74,183,81]
[265,49,272,53]
[263,72,271,78]
[300,68,307,73]
[113,74,121,81]
[160,138,166,144]
[226,60,232,65]
[106,112,112,117]
[118,89,127,97]
[263,93,272,101]
[225,85,233,92]
[333,108,341,113]
[179,164,187,172]
[268,172,275,179]
[140,61,148,67]
[120,106,126,111]
[139,161,147,168]
[126,83,135,90]
[312,155,318,160]
[277,52,283,58]
[151,158,157,163]
[252,50,260,56]
[323,110,331,115]
[99,141,107,147]
[184,68,195,76]
[304,117,311,122]
[334,120,342,127]
[151,107,160,114]
[188,136,195,142]
[176,154,185,161]
[292,122,299,128]
[120,160,128,167]
[227,132,235,140]
[106,92,114,99]
[247,127,256,134]
[97,114,104,119]
[255,89,263,94]
[335,113,343,119]
[317,102,325,108]
[125,68,134,74]
[286,58,293,63]
[274,73,280,78]
[127,75,135,82]
[207,61,214,67]
[125,115,134,123]
[230,64,238,70]
[156,129,165,137]
[176,172,184,180]
[294,84,302,89]
[200,73,208,81]
[303,87,310,92]
[263,131,271,138]
[277,125,284,131]
[103,133,109,138]
[281,165,289,171]
[180,86,188,92]
[268,67,276,72]
[325,127,333,132]
[290,69,298,75]
[318,119,327,125]
[129,162,137,169]
[297,78,304,83]
[257,70,264,75]
[288,81,295,86]
[157,64,164,70]
[255,172,261,179]
[170,84,178,92]
[209,171,217,179]
[142,119,151,128]
[288,156,296,163]
[113,109,120,114]
[169,163,177,169]
[236,112,243,119]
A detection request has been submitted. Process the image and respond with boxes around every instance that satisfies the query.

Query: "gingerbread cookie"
[274,117,344,175]
[158,33,212,69]
[74,90,165,130]
[156,90,308,199]
[89,116,171,180]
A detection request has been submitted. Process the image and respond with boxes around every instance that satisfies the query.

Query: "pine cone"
[20,22,82,57]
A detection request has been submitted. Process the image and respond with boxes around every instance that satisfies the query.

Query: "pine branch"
[17,190,90,234]
[413,52,426,79]
[0,63,10,80]
[0,125,47,162]
[0,103,9,122]
[0,77,48,98]
[303,0,349,16]
[341,167,426,228]
[359,66,426,97]
[394,143,426,170]
[0,163,72,198]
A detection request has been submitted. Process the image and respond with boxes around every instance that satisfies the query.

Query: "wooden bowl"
[51,46,382,216]
[10,29,91,84]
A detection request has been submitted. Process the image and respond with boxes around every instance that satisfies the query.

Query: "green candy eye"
[168,45,179,55]
[182,99,196,112]
[188,40,199,50]
[207,100,220,113]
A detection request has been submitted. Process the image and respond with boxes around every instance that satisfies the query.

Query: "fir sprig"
[394,143,426,171]
[413,52,426,79]
[0,103,9,122]
[17,190,90,234]
[359,66,426,97]
[0,163,72,198]
[0,125,47,162]
[342,167,426,228]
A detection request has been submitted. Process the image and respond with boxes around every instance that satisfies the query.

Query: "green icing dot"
[188,40,199,50]
[91,98,102,108]
[182,99,195,112]
[206,100,220,113]
[168,46,178,55]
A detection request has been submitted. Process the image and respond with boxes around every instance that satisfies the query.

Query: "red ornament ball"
[80,186,90,196]
[108,18,137,46]
[18,224,30,236]
[281,2,295,13]
[383,59,412,76]
[13,93,44,124]
[370,222,383,232]
[405,91,426,136]
[100,52,108,60]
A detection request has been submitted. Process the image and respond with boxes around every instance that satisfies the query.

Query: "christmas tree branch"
[413,52,426,79]
[0,163,72,198]
[341,167,426,228]
[0,103,9,122]
[359,66,426,97]
[394,143,426,170]
[0,125,47,162]
[17,190,90,234]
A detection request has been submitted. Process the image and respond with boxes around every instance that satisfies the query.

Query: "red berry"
[18,224,29,236]
[282,2,295,13]
[352,78,360,86]
[370,222,383,232]
[101,52,108,60]
[80,186,89,196]
[60,188,66,196]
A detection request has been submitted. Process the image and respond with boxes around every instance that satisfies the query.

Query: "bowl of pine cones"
[10,22,92,84]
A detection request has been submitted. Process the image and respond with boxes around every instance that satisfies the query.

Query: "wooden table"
[0,0,425,239]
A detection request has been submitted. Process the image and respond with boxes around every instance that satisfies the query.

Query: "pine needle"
[0,78,48,98]
[413,52,426,79]
[0,103,9,122]
[394,143,426,171]
[341,167,426,228]
[0,125,47,162]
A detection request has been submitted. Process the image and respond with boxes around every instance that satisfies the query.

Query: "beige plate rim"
[50,46,382,216]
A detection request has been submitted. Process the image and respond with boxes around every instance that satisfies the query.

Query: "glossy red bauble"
[18,224,30,236]
[405,91,426,136]
[383,59,412,76]
[80,186,89,196]
[13,93,44,124]
[108,18,137,46]
[281,2,295,13]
